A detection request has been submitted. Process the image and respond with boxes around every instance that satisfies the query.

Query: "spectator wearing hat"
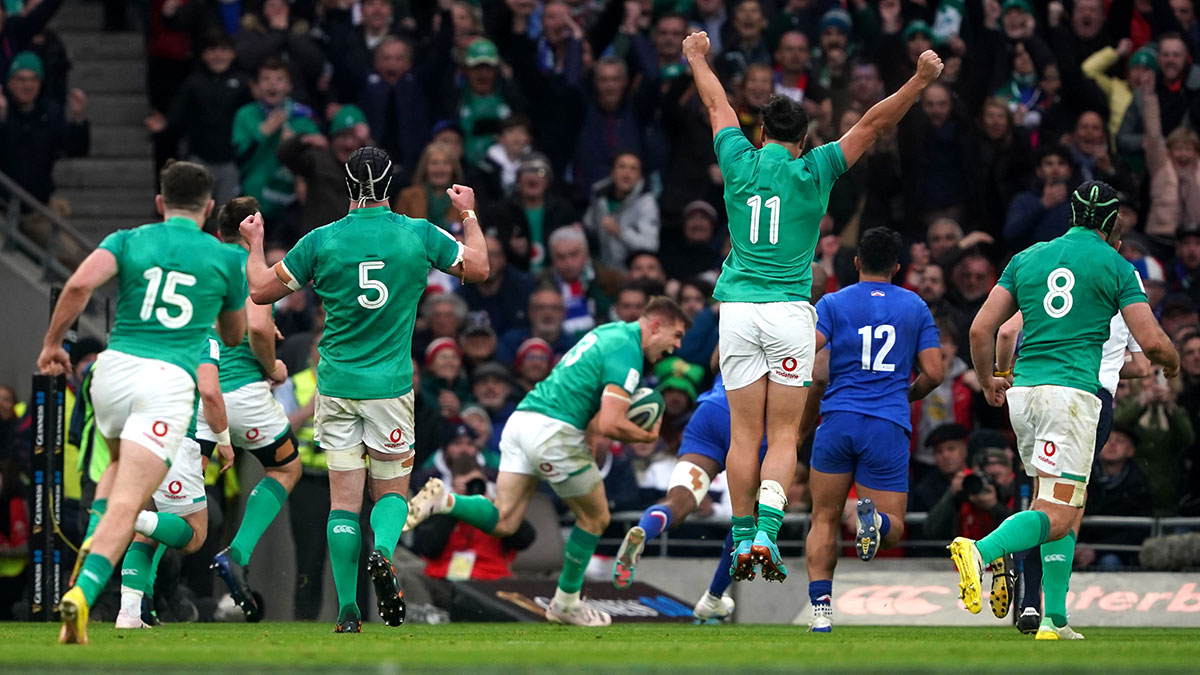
[423,337,470,423]
[1083,41,1157,148]
[923,438,1017,545]
[145,32,250,207]
[1168,221,1200,308]
[460,313,499,373]
[277,104,372,240]
[1118,34,1200,162]
[0,0,64,82]
[654,356,705,454]
[873,1,933,92]
[662,201,723,282]
[459,405,496,458]
[1161,293,1200,341]
[910,423,970,513]
[459,234,537,336]
[470,361,518,449]
[582,151,659,271]
[471,114,532,204]
[483,152,578,273]
[451,38,527,166]
[394,141,464,232]
[497,284,576,365]
[358,36,431,172]
[514,337,553,392]
[811,8,853,106]
[1079,425,1153,567]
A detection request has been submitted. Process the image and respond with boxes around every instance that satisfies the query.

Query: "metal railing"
[0,170,94,282]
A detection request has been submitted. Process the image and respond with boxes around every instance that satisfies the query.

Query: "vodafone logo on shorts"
[152,421,168,437]
[774,357,800,380]
[384,428,407,450]
[1037,440,1058,469]
[246,428,261,441]
[169,481,182,495]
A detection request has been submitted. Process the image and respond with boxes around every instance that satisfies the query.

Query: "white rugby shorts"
[1007,385,1102,482]
[498,410,601,498]
[153,436,207,516]
[89,350,195,465]
[195,380,290,450]
[718,301,817,390]
[314,391,415,456]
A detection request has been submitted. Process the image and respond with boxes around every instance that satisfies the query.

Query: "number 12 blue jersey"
[814,281,940,431]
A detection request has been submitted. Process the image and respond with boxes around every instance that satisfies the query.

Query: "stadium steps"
[51,2,155,245]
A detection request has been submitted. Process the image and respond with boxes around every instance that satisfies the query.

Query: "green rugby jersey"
[209,244,273,392]
[712,127,847,303]
[280,206,462,399]
[998,226,1147,394]
[518,321,644,430]
[98,217,248,380]
[187,336,222,439]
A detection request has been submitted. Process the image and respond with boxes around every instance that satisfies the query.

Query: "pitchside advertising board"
[454,580,695,623]
[30,373,66,622]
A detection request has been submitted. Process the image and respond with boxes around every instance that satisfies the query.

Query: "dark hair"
[625,249,661,270]
[202,29,234,52]
[1070,180,1120,234]
[620,276,665,298]
[500,114,531,133]
[760,94,809,144]
[611,150,641,169]
[217,196,260,242]
[857,226,903,276]
[1036,144,1072,168]
[643,295,693,330]
[258,57,291,80]
[680,276,714,300]
[159,160,213,211]
[935,317,959,346]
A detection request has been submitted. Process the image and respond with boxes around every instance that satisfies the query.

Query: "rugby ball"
[627,387,665,431]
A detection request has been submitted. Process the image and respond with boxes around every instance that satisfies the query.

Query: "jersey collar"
[760,142,793,159]
[163,215,201,228]
[352,206,391,217]
[1065,226,1104,242]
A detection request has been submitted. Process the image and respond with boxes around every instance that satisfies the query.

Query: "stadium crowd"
[2,0,1200,619]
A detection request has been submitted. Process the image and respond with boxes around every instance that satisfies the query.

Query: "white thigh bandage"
[325,446,368,472]
[669,461,712,507]
[1038,476,1087,508]
[368,453,414,480]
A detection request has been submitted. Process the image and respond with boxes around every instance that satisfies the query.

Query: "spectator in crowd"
[410,358,447,471]
[544,226,613,340]
[470,113,532,204]
[359,36,430,173]
[1115,372,1196,515]
[513,337,553,393]
[459,234,536,336]
[1003,144,1075,251]
[1170,223,1200,306]
[1080,425,1153,567]
[967,98,1032,238]
[946,251,995,324]
[459,313,499,374]
[0,458,29,620]
[924,443,1017,544]
[582,151,659,271]
[231,58,320,229]
[611,278,651,323]
[719,0,770,77]
[469,361,518,449]
[0,0,63,80]
[235,0,327,108]
[416,292,469,362]
[146,31,250,207]
[898,81,971,229]
[459,404,495,457]
[1066,110,1126,186]
[422,337,470,424]
[626,249,669,287]
[573,54,657,191]
[911,320,975,475]
[687,0,729,56]
[911,423,970,513]
[394,141,463,231]
[322,0,401,103]
[1161,294,1200,341]
[453,38,525,166]
[676,277,714,323]
[1083,41,1157,147]
[277,104,371,239]
[497,284,574,364]
[1178,329,1200,512]
[485,153,577,273]
[735,63,774,144]
[1141,85,1200,242]
[661,200,723,282]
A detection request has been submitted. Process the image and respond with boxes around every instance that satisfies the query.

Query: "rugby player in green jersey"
[39,161,248,644]
[955,181,1180,639]
[240,147,488,633]
[683,29,943,582]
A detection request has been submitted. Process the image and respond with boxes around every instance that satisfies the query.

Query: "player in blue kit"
[801,227,944,632]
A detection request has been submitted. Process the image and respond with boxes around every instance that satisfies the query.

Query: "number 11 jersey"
[997,226,1146,394]
[711,126,847,304]
[98,217,247,381]
[815,281,940,431]
[281,206,462,400]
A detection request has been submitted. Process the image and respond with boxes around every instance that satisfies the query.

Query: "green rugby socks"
[370,494,409,561]
[975,510,1051,564]
[327,510,362,621]
[731,515,756,547]
[230,476,289,565]
[558,526,601,595]
[446,494,500,533]
[135,511,194,550]
[84,498,106,540]
[1041,531,1077,628]
[76,554,114,606]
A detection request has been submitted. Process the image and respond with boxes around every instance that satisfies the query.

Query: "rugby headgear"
[1070,180,1120,236]
[345,146,393,206]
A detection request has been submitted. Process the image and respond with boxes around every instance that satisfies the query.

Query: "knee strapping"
[325,446,367,472]
[368,452,414,480]
[669,461,712,507]
[1038,476,1087,508]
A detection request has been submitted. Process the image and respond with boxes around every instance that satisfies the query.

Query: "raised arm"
[37,249,118,375]
[969,285,1019,407]
[446,185,490,284]
[838,50,944,169]
[682,32,739,137]
[239,211,294,304]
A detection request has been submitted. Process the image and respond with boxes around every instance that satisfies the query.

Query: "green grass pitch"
[1,623,1198,672]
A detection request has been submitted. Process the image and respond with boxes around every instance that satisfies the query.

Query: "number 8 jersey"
[98,216,248,380]
[711,126,847,304]
[997,226,1146,394]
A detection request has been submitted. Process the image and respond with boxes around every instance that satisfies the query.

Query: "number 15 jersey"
[998,226,1146,394]
[98,217,247,380]
[712,126,847,304]
[281,206,462,400]
[815,282,940,431]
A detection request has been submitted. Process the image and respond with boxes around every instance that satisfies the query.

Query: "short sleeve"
[602,340,641,394]
[421,219,464,271]
[714,126,755,176]
[916,303,941,352]
[223,250,249,312]
[807,142,848,193]
[814,295,834,343]
[281,230,319,291]
[1115,260,1148,309]
[200,337,221,366]
[997,254,1020,294]
[97,230,129,264]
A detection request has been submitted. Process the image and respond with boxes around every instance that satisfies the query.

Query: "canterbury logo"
[121,569,138,576]
[1044,554,1066,562]
[332,525,356,534]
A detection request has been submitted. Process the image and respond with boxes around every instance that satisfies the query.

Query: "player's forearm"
[246,304,278,372]
[968,326,999,385]
[245,241,278,303]
[42,284,90,349]
[202,392,229,434]
[687,54,732,122]
[908,373,939,402]
[1143,339,1180,372]
[995,331,1018,373]
[459,215,490,283]
[602,418,655,445]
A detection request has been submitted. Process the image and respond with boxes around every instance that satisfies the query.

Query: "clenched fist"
[915,50,944,86]
[682,32,710,61]
[446,184,476,213]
